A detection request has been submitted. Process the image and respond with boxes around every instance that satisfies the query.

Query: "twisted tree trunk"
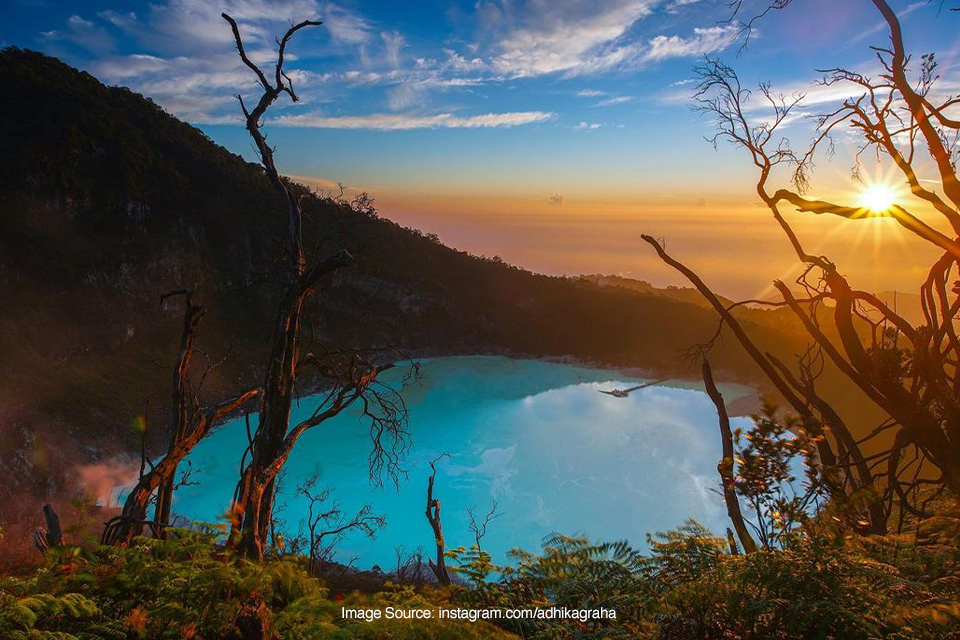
[642,235,886,534]
[425,457,451,584]
[155,290,204,536]
[104,387,260,546]
[219,13,362,560]
[702,360,757,554]
[104,291,259,546]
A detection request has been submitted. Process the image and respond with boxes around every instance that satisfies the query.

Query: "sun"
[858,182,899,212]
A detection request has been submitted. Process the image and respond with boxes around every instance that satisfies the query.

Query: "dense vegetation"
[5,520,956,640]
[0,530,515,640]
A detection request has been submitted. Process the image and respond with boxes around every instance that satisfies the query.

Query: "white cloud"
[342,69,385,85]
[38,0,745,129]
[97,10,139,30]
[384,74,487,111]
[93,53,169,79]
[386,82,423,110]
[594,95,634,107]
[575,122,602,130]
[44,0,512,126]
[381,30,405,68]
[42,14,115,55]
[273,110,555,130]
[471,2,739,78]
[481,0,657,77]
[90,50,330,122]
[98,0,324,55]
[666,0,703,13]
[59,0,343,123]
[643,25,739,61]
[320,1,373,45]
[422,77,486,87]
[736,66,888,112]
[442,49,487,73]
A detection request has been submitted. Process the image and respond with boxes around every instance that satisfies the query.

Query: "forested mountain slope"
[0,48,808,520]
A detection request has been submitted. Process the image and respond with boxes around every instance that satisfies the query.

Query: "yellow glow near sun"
[858,183,899,212]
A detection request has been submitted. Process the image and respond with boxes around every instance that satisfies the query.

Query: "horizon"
[3,0,954,298]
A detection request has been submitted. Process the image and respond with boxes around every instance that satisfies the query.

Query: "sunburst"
[857,182,901,213]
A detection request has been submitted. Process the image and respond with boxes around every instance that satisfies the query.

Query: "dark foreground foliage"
[0,528,514,640]
[443,513,959,640]
[3,508,959,640]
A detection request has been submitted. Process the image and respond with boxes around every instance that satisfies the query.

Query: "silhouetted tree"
[645,0,960,529]
[296,470,385,575]
[103,290,259,546]
[425,454,452,584]
[467,500,502,553]
[393,545,426,584]
[701,360,757,553]
[221,14,410,560]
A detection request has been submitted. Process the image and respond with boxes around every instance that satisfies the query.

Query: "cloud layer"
[274,110,555,130]
[31,0,742,127]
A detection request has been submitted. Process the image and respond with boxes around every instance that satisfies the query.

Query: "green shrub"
[3,510,959,639]
[0,530,517,639]
[450,516,960,640]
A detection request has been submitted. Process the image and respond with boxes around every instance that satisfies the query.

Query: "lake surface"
[170,356,757,569]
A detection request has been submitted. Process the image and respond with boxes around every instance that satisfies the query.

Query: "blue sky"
[3,0,958,296]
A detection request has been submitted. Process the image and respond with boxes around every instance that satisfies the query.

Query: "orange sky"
[291,174,944,300]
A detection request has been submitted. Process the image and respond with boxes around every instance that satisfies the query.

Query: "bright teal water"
[170,356,756,569]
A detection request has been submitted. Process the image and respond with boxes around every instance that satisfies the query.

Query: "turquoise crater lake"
[169,356,756,569]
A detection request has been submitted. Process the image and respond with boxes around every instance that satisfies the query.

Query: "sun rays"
[752,170,921,300]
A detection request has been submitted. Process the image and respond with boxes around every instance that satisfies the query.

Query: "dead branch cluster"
[99,14,416,561]
[645,0,960,537]
[221,12,414,560]
[294,470,385,575]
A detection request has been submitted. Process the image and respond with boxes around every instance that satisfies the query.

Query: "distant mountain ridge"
[0,48,804,522]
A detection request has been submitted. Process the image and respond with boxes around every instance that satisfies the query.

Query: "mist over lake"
[167,356,756,569]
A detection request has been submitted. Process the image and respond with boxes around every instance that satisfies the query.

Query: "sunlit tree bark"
[221,14,410,559]
[103,290,260,546]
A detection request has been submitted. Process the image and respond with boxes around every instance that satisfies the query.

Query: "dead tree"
[223,12,415,560]
[296,470,385,575]
[644,0,960,528]
[641,234,881,532]
[219,14,408,560]
[103,291,259,546]
[394,545,426,584]
[425,454,452,584]
[221,11,338,560]
[231,348,409,560]
[153,289,203,533]
[467,500,502,553]
[701,360,758,553]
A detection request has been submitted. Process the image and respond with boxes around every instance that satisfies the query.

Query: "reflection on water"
[172,356,756,569]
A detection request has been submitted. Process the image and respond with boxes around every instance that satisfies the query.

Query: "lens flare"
[858,183,899,212]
